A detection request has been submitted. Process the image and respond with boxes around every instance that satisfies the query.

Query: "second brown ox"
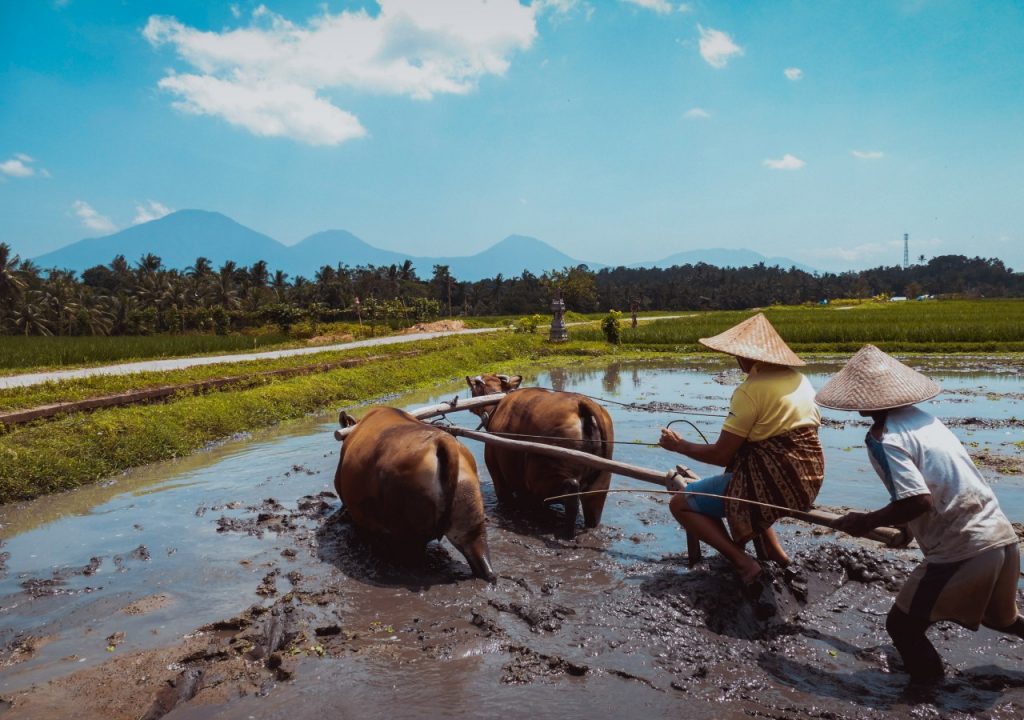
[466,373,614,538]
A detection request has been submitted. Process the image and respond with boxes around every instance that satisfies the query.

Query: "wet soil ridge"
[0,351,422,428]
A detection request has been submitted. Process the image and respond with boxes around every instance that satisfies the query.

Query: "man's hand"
[833,511,875,537]
[659,428,684,453]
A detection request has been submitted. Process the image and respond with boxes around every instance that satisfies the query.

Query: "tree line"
[0,242,1019,336]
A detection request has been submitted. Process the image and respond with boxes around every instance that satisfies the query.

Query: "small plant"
[601,310,623,344]
[514,315,542,334]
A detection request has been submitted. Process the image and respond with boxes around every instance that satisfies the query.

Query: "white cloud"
[851,149,885,160]
[73,201,118,233]
[534,0,581,15]
[144,1,537,146]
[0,153,49,179]
[622,0,674,14]
[784,67,802,81]
[158,74,367,145]
[763,154,805,170]
[697,25,742,69]
[0,158,35,178]
[132,200,173,225]
[684,107,710,119]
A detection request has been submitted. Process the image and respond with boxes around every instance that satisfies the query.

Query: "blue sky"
[2,0,1022,272]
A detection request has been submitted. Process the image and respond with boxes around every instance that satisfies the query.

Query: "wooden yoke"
[334,393,506,441]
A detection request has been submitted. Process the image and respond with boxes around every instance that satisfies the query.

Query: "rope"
[664,418,710,444]
[472,429,662,447]
[534,386,728,419]
[488,386,718,445]
[543,487,801,516]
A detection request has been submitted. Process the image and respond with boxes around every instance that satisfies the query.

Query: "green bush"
[601,310,623,344]
[515,314,544,334]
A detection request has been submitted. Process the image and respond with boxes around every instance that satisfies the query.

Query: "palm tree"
[187,256,213,279]
[213,261,241,310]
[0,243,27,329]
[76,290,114,336]
[0,242,26,304]
[42,269,81,335]
[271,270,290,302]
[137,253,163,275]
[248,260,269,290]
[12,290,53,336]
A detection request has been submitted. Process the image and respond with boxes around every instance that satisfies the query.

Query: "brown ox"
[335,407,495,581]
[466,374,614,538]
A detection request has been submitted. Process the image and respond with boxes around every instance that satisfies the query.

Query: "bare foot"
[675,464,700,481]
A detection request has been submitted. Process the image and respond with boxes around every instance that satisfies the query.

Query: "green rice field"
[0,333,291,372]
[572,299,1024,352]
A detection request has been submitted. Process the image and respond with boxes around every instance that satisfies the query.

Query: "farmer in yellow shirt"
[658,313,825,586]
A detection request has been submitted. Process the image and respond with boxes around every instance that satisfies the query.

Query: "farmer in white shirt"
[816,345,1022,684]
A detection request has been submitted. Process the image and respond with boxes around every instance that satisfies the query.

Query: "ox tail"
[434,438,460,539]
[578,398,613,460]
[578,398,613,529]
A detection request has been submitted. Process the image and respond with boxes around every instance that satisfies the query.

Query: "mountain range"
[31,209,814,281]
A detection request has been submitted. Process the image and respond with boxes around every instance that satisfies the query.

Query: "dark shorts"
[895,542,1020,630]
[683,473,732,518]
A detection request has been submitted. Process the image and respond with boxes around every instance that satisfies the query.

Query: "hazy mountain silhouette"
[32,209,813,281]
[33,210,289,273]
[635,248,814,273]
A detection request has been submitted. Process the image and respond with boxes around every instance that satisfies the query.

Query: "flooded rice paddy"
[0,357,1022,719]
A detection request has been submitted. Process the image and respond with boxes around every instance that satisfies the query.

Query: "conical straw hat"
[698,313,806,367]
[815,344,941,411]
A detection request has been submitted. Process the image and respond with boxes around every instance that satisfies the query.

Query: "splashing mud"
[0,358,1021,719]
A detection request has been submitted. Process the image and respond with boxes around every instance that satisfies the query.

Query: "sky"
[2,0,1023,273]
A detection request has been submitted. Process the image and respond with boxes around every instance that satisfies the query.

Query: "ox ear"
[466,375,485,396]
[499,375,523,392]
[338,411,358,428]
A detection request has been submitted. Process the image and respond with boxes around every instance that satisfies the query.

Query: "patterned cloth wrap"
[724,426,825,545]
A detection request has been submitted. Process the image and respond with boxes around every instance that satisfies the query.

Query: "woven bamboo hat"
[698,313,806,367]
[815,344,941,411]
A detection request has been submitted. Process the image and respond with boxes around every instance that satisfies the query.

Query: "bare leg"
[758,527,791,566]
[987,615,1024,639]
[886,606,944,683]
[669,494,760,582]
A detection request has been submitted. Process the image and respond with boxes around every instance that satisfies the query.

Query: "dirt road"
[0,328,499,390]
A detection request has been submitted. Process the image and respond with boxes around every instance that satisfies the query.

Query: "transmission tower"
[903,233,909,269]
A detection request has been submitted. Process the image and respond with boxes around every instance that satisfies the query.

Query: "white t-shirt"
[865,405,1016,564]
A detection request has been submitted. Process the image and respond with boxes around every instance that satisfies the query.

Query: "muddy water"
[1,358,1022,719]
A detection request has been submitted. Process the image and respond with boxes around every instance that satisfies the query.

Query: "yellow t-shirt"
[721,363,821,442]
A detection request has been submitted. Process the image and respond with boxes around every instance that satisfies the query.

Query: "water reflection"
[602,363,621,394]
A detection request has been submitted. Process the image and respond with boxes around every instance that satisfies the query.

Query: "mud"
[4,502,1022,720]
[1,358,1022,719]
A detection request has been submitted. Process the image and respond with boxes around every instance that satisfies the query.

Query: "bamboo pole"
[333,393,506,440]
[442,425,908,548]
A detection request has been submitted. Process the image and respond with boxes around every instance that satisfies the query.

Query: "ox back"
[483,388,614,537]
